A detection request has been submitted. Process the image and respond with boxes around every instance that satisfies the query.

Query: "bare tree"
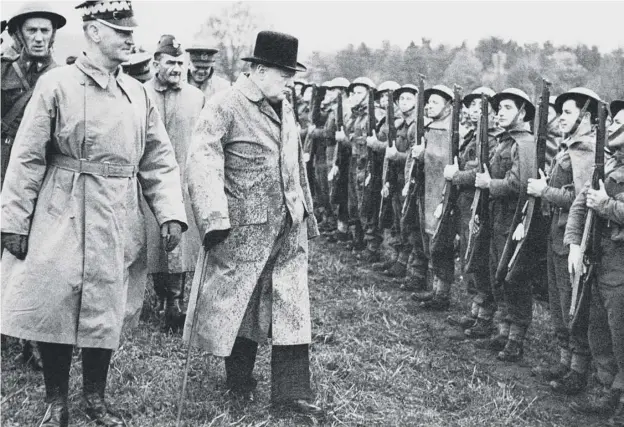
[192,2,263,82]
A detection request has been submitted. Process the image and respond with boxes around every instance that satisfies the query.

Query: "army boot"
[532,347,571,382]
[357,248,380,264]
[372,258,396,272]
[420,277,450,311]
[571,388,622,416]
[551,369,587,395]
[39,399,69,427]
[447,301,478,329]
[464,315,494,339]
[165,273,186,331]
[474,321,509,350]
[497,323,525,362]
[384,261,407,278]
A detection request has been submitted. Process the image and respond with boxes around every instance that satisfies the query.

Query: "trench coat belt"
[47,154,139,178]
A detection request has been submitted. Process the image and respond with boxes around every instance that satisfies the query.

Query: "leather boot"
[497,339,524,362]
[571,388,621,415]
[385,261,407,278]
[39,399,69,427]
[152,274,167,314]
[83,392,124,426]
[464,317,494,339]
[550,369,587,395]
[357,248,380,263]
[420,293,450,311]
[475,321,509,351]
[371,259,395,272]
[165,273,186,331]
[447,313,477,329]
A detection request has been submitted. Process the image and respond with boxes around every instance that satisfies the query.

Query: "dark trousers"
[225,336,313,403]
[39,342,112,402]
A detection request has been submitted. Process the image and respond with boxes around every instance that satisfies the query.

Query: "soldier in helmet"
[374,83,419,276]
[527,88,600,393]
[546,95,563,168]
[325,77,352,243]
[408,84,456,311]
[334,77,376,253]
[566,99,624,425]
[186,44,230,99]
[444,87,501,328]
[144,35,206,331]
[360,80,400,264]
[1,1,66,372]
[465,88,535,362]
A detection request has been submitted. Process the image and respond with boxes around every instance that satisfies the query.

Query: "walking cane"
[176,250,209,426]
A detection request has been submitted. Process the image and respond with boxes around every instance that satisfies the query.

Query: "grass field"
[0,237,608,426]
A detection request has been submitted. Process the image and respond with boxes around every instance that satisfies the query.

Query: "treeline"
[301,37,624,103]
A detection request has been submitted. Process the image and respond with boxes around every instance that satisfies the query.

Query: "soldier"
[526,88,600,392]
[408,85,456,311]
[183,30,322,416]
[361,80,401,263]
[546,95,563,168]
[565,99,624,425]
[144,35,205,330]
[326,77,352,243]
[121,50,152,83]
[444,87,500,328]
[373,83,419,273]
[1,2,188,425]
[466,88,535,362]
[1,1,66,372]
[186,44,230,99]
[335,77,376,253]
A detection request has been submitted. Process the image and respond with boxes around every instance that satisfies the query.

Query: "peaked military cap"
[186,44,218,66]
[122,51,152,82]
[76,0,137,32]
[155,34,183,57]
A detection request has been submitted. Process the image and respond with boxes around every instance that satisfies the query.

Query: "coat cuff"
[452,169,476,187]
[489,179,505,198]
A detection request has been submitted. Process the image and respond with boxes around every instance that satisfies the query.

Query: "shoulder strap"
[1,85,36,135]
[11,61,31,91]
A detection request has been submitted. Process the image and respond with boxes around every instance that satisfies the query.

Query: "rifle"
[402,74,426,216]
[430,84,462,256]
[569,101,607,325]
[330,91,347,177]
[464,93,491,274]
[378,90,396,229]
[503,80,551,284]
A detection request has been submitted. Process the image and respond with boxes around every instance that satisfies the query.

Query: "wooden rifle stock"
[570,101,607,324]
[402,74,426,216]
[464,94,491,274]
[378,90,396,229]
[430,84,462,256]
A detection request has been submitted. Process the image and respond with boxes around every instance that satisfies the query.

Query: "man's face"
[548,105,558,123]
[497,98,524,129]
[609,110,624,135]
[190,64,212,83]
[155,53,184,86]
[559,99,582,134]
[98,24,134,64]
[379,92,389,109]
[258,65,295,102]
[324,88,337,103]
[21,17,54,58]
[303,86,313,102]
[426,94,447,118]
[351,85,368,106]
[468,99,482,124]
[398,92,416,113]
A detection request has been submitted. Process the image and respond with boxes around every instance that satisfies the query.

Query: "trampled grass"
[0,237,607,426]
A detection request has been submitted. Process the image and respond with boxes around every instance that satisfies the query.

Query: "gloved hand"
[1,233,28,260]
[203,229,231,252]
[161,221,183,252]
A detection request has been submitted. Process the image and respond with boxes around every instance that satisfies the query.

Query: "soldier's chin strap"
[608,123,624,146]
[433,99,452,121]
[15,26,56,60]
[509,102,526,129]
[565,98,591,140]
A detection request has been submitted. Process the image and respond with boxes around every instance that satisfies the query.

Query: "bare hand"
[381,182,390,198]
[411,143,425,159]
[402,182,410,198]
[475,164,492,189]
[335,129,347,143]
[512,222,525,241]
[527,169,547,197]
[385,145,399,161]
[586,179,609,210]
[366,131,379,148]
[568,243,585,280]
[444,156,459,181]
[328,165,339,181]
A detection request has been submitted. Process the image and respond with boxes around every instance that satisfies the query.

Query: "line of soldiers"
[293,75,624,425]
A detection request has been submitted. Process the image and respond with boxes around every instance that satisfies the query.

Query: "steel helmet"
[393,83,419,102]
[7,2,66,34]
[423,84,453,104]
[329,77,350,90]
[548,95,558,107]
[320,80,332,89]
[611,100,624,118]
[348,77,376,93]
[491,88,536,122]
[375,81,401,99]
[554,87,602,116]
[462,86,496,108]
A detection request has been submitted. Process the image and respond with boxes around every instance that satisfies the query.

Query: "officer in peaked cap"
[1,1,67,376]
[186,43,230,99]
[1,1,188,425]
[184,30,322,417]
[121,50,152,82]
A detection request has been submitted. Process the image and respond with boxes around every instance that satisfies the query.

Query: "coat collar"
[75,52,129,92]
[149,75,181,92]
[16,51,53,73]
[234,73,281,124]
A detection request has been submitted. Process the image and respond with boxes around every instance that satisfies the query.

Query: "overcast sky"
[3,1,623,56]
